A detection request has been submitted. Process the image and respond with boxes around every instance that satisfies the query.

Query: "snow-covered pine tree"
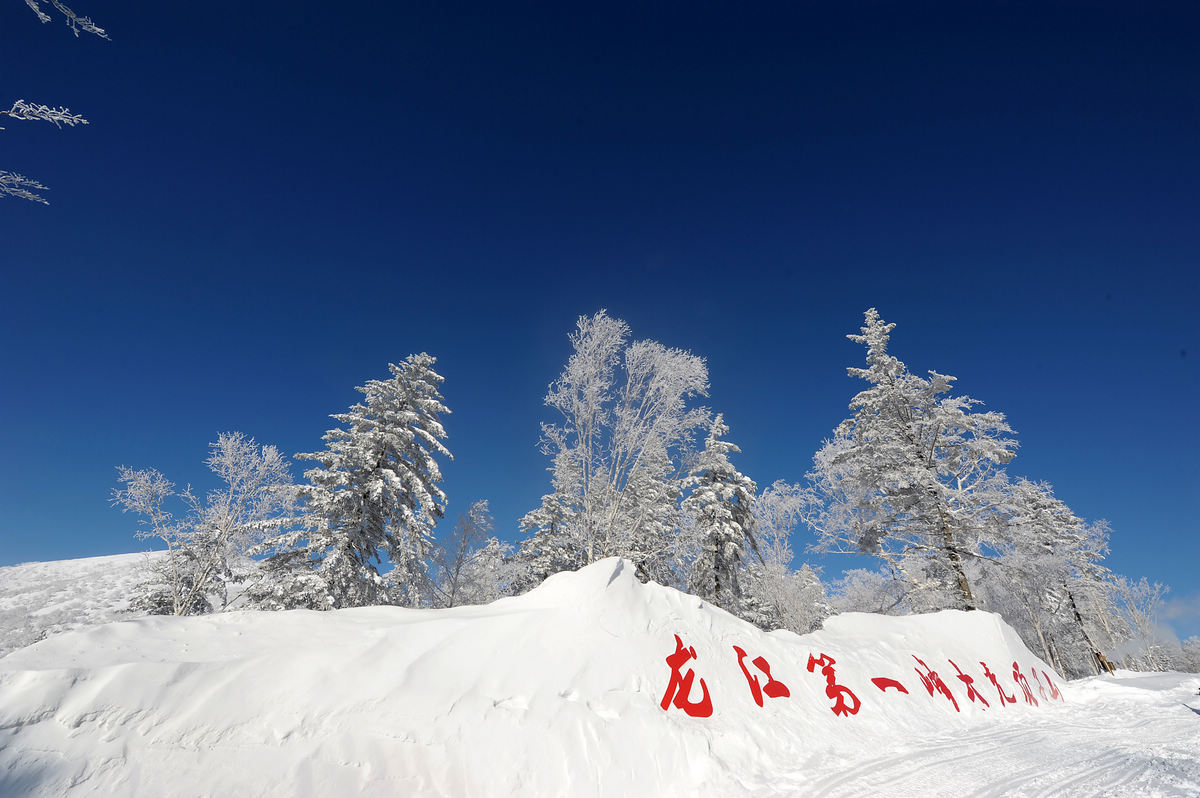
[682,414,758,612]
[254,354,451,609]
[611,441,687,585]
[803,309,1016,611]
[518,311,709,586]
[515,450,585,588]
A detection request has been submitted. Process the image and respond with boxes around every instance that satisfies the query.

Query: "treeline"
[113,311,1198,678]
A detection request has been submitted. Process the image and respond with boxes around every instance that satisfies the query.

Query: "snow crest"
[2,558,1077,796]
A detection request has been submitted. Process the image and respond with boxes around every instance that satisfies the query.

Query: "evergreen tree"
[682,414,758,611]
[254,354,451,609]
[803,309,1016,611]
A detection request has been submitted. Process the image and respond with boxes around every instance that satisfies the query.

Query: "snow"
[0,552,161,658]
[1,556,1197,796]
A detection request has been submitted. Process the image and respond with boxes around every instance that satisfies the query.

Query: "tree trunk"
[939,507,975,610]
[1065,584,1102,675]
[1021,601,1054,666]
[1045,634,1063,676]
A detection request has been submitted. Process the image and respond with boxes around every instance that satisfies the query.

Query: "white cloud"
[1162,592,1200,640]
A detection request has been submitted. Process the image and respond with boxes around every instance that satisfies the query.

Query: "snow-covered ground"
[0,552,160,658]
[1,556,1197,796]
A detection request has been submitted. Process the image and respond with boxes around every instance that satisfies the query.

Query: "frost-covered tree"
[1109,576,1174,671]
[426,500,517,608]
[979,479,1116,676]
[1180,638,1200,673]
[829,568,905,615]
[519,311,710,585]
[803,309,1016,611]
[112,432,293,616]
[682,414,758,611]
[740,480,829,633]
[254,354,451,610]
[4,2,106,203]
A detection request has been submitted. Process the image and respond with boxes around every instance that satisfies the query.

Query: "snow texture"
[1,556,1197,796]
[0,552,161,657]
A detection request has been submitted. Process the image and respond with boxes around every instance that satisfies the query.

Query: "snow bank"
[0,558,1067,797]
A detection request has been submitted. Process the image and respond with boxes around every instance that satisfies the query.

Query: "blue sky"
[2,2,1196,637]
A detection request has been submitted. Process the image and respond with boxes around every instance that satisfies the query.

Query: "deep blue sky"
[2,2,1196,636]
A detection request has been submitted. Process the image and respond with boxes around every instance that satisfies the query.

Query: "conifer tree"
[683,414,758,611]
[804,309,1016,611]
[254,354,451,609]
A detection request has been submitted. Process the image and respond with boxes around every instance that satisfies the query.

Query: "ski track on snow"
[797,690,1200,797]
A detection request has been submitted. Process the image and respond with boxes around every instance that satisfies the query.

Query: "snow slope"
[0,552,160,658]
[1,557,1197,796]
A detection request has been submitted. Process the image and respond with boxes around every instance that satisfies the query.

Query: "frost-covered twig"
[2,99,89,128]
[7,2,105,205]
[0,171,50,203]
[25,0,108,39]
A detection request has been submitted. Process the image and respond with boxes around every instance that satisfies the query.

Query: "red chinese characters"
[912,655,960,712]
[980,661,1017,706]
[807,653,861,716]
[658,635,1057,719]
[1029,668,1050,701]
[1012,662,1039,707]
[947,659,989,709]
[1041,670,1064,702]
[660,635,713,717]
[733,646,791,707]
[870,677,909,694]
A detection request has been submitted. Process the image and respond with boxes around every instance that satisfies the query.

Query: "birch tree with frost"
[426,500,517,608]
[112,432,293,615]
[519,311,710,585]
[740,480,829,634]
[984,478,1114,676]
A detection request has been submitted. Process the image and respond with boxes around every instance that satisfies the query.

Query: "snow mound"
[1,558,1076,796]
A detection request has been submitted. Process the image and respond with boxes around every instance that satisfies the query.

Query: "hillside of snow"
[0,552,162,658]
[1,557,1198,796]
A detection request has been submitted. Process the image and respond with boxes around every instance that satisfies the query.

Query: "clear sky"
[2,2,1196,637]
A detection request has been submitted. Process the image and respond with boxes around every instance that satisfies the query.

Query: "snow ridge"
[1,558,1195,797]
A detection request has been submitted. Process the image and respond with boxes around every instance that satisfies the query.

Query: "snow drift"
[0,558,1068,797]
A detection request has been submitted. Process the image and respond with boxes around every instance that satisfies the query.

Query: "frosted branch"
[24,0,50,23]
[0,171,50,203]
[25,0,108,38]
[3,99,89,128]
